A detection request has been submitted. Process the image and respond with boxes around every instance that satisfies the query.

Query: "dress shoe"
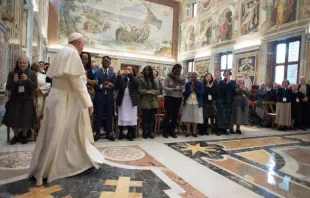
[20,136,28,144]
[192,134,197,137]
[230,129,235,134]
[215,132,221,136]
[204,131,209,135]
[94,135,100,141]
[9,136,19,145]
[185,133,190,137]
[170,133,177,138]
[143,134,148,139]
[300,127,306,131]
[163,133,169,138]
[236,130,242,134]
[148,134,154,139]
[118,133,124,140]
[107,135,115,141]
[127,136,133,141]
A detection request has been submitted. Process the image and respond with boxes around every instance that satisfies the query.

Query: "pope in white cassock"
[29,33,104,186]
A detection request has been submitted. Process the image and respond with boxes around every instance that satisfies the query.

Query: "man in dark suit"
[94,56,116,141]
[299,76,310,130]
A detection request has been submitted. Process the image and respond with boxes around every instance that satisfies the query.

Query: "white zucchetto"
[68,32,83,43]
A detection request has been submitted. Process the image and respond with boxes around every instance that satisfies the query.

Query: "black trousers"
[301,101,310,128]
[94,99,113,137]
[142,109,156,134]
[163,96,182,135]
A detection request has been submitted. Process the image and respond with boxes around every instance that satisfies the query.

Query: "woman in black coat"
[2,57,38,144]
[115,66,140,141]
[291,84,305,129]
[201,73,218,135]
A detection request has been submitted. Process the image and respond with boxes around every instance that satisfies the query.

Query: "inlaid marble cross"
[16,185,71,198]
[101,177,142,198]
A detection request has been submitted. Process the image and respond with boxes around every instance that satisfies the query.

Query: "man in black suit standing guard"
[299,76,310,130]
[94,56,116,141]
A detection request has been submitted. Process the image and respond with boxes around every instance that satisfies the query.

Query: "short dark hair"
[172,64,182,72]
[44,62,50,66]
[223,70,232,76]
[102,56,111,61]
[39,61,45,64]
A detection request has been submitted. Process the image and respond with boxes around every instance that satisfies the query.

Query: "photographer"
[115,66,140,141]
[2,57,38,144]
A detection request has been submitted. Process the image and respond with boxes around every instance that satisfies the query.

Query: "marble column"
[25,3,33,63]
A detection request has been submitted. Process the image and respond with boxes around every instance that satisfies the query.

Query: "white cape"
[29,45,104,185]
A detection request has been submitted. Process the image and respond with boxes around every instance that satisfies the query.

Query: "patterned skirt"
[275,102,291,126]
[216,99,233,129]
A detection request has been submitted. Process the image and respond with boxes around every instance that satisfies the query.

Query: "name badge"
[296,98,300,103]
[208,94,212,100]
[283,97,287,102]
[18,86,25,93]
[125,88,129,95]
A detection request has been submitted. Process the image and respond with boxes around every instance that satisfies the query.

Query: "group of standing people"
[255,77,310,131]
[164,69,251,137]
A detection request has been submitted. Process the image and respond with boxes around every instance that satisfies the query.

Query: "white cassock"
[35,73,49,116]
[29,44,104,186]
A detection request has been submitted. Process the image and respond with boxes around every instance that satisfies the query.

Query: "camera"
[17,70,24,79]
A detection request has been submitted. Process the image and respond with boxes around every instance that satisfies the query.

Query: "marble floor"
[0,126,310,198]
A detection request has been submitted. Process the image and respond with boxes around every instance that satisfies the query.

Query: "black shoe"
[278,127,285,131]
[185,133,189,137]
[199,132,204,136]
[118,132,124,140]
[143,133,148,139]
[94,135,100,141]
[9,136,19,145]
[107,135,115,141]
[148,134,154,139]
[236,130,242,134]
[300,127,306,131]
[192,134,197,137]
[170,133,177,138]
[163,133,169,138]
[20,136,28,144]
[27,129,32,138]
[230,129,235,134]
[225,131,230,135]
[127,130,133,141]
[215,132,221,136]
[204,131,209,135]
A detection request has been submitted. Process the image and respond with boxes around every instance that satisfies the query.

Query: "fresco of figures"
[200,18,212,47]
[184,25,196,51]
[240,0,259,35]
[180,0,310,54]
[218,9,233,42]
[272,0,297,28]
[58,0,174,58]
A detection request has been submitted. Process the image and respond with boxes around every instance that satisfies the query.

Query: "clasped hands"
[14,73,27,82]
[100,81,114,89]
[147,90,156,95]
